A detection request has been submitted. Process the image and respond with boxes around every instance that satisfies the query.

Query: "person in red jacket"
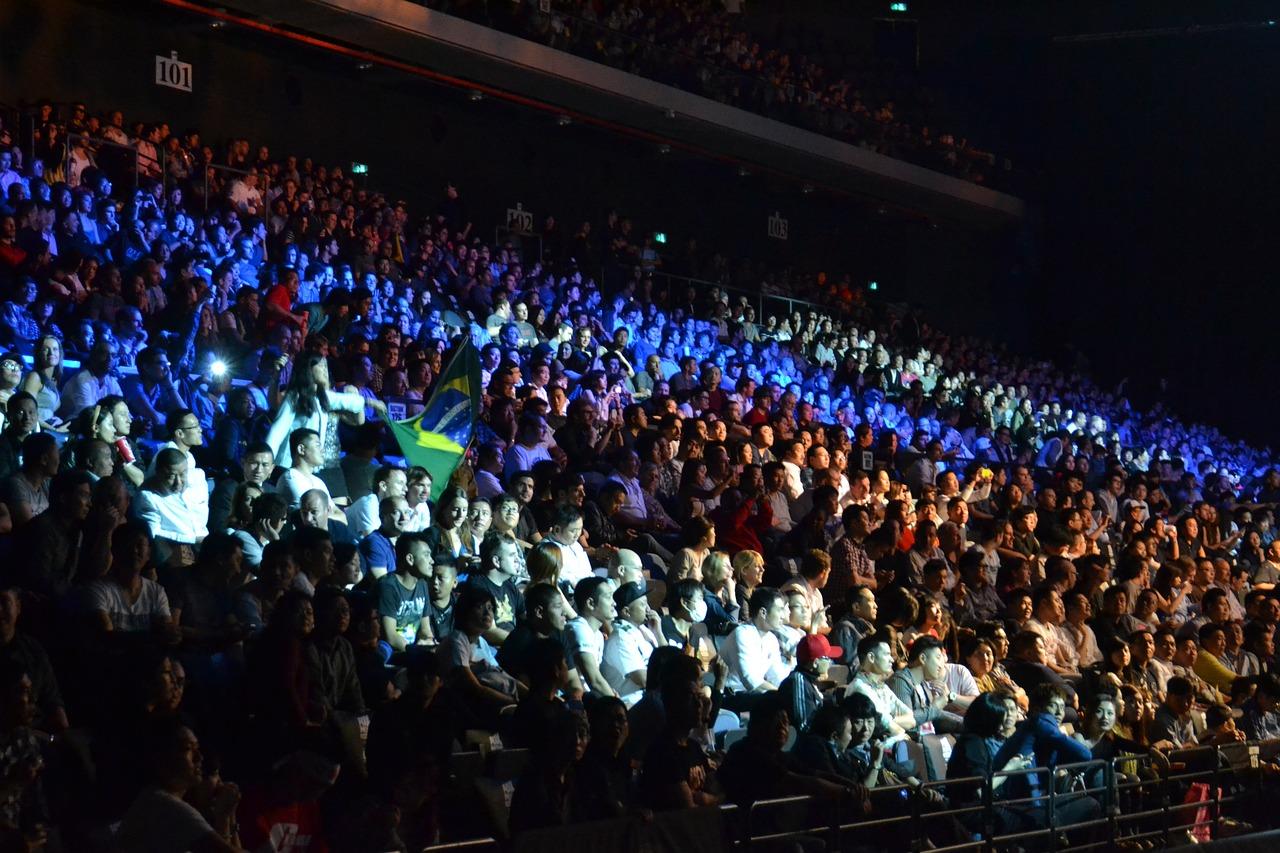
[711,464,774,556]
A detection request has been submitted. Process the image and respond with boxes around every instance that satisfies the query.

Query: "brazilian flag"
[389,339,480,500]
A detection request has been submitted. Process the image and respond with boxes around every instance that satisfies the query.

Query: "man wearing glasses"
[147,407,211,533]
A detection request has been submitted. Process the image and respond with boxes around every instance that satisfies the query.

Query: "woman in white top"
[21,335,66,435]
[266,351,387,473]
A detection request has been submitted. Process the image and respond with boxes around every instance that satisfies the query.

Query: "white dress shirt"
[721,623,792,693]
[146,443,210,531]
[137,488,209,544]
[278,468,330,510]
[782,461,804,501]
[345,493,379,538]
[603,620,660,706]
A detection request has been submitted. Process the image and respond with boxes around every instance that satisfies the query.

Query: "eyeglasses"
[178,422,202,431]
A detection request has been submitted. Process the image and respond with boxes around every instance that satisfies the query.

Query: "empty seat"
[903,738,929,781]
[489,748,531,781]
[452,750,486,785]
[713,708,742,734]
[920,733,954,783]
[722,728,748,751]
[474,776,516,839]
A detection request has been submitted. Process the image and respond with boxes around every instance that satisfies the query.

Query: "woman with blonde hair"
[701,551,741,635]
[731,549,765,615]
[526,539,575,619]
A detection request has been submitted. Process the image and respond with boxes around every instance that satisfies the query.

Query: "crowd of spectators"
[0,92,1276,852]
[420,0,1013,187]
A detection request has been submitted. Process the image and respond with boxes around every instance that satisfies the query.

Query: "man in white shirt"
[228,170,263,213]
[277,428,329,510]
[721,588,793,698]
[847,635,917,742]
[503,414,551,482]
[345,465,406,538]
[58,339,123,421]
[764,462,796,533]
[0,151,19,197]
[546,506,595,587]
[566,577,618,699]
[473,443,505,499]
[137,448,209,552]
[607,450,648,528]
[1026,587,1078,677]
[780,440,805,501]
[147,408,210,533]
[602,581,661,706]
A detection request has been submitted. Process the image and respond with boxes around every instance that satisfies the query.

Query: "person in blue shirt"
[1241,674,1280,742]
[992,683,1101,834]
[358,496,410,579]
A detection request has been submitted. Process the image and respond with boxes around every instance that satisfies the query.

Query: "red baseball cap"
[797,634,843,664]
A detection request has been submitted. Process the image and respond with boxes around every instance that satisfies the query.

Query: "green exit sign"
[351,162,368,175]
[889,2,908,11]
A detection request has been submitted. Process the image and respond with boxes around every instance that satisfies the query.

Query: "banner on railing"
[155,51,193,93]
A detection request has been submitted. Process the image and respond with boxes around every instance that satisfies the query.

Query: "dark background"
[1039,26,1280,450]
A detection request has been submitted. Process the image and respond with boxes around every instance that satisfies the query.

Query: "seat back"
[920,733,954,783]
[903,738,928,781]
[713,708,741,734]
[452,750,486,785]
[489,748,531,781]
[474,776,516,839]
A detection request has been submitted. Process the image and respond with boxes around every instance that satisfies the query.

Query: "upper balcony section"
[178,0,1026,226]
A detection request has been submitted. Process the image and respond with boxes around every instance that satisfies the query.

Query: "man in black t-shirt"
[640,670,718,811]
[426,560,457,643]
[498,583,580,696]
[374,533,431,652]
[465,534,524,646]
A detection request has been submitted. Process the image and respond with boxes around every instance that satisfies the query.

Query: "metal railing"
[742,747,1266,852]
[203,162,255,212]
[423,741,1276,853]
[61,132,141,190]
[644,268,837,324]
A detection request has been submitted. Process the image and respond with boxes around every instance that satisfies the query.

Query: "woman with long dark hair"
[265,350,386,477]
